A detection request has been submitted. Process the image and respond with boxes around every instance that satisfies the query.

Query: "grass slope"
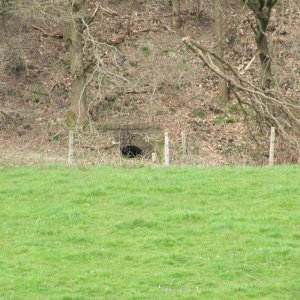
[0,165,299,299]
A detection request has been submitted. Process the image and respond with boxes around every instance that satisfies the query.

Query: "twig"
[99,5,120,17]
[162,24,176,33]
[86,3,100,25]
[241,55,256,74]
[32,25,63,39]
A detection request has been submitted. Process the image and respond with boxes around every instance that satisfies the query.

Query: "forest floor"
[0,0,299,166]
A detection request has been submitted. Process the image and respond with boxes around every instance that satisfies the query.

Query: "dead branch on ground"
[32,25,63,39]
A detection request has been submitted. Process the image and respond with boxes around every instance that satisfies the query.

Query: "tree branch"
[182,36,300,145]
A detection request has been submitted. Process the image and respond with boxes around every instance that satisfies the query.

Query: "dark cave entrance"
[121,145,143,158]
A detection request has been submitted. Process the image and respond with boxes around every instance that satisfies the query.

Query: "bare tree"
[67,0,88,126]
[183,36,300,147]
[1,0,97,127]
[172,0,182,28]
[242,0,278,89]
[213,0,228,103]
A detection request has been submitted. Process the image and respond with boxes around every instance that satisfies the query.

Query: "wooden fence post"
[164,132,170,166]
[269,127,275,165]
[152,152,158,163]
[181,129,188,160]
[68,130,74,165]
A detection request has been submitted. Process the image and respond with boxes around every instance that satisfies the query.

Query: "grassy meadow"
[0,165,299,299]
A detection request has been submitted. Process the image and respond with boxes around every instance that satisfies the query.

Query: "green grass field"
[0,165,299,299]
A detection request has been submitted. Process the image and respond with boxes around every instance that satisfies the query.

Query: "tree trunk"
[254,15,272,89]
[214,0,228,102]
[243,0,278,89]
[68,0,88,126]
[172,0,181,28]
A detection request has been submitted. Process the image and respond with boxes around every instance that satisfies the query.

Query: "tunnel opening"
[121,145,143,158]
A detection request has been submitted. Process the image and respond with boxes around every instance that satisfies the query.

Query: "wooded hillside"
[1,0,299,165]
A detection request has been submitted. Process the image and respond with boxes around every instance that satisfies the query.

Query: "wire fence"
[1,125,295,166]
